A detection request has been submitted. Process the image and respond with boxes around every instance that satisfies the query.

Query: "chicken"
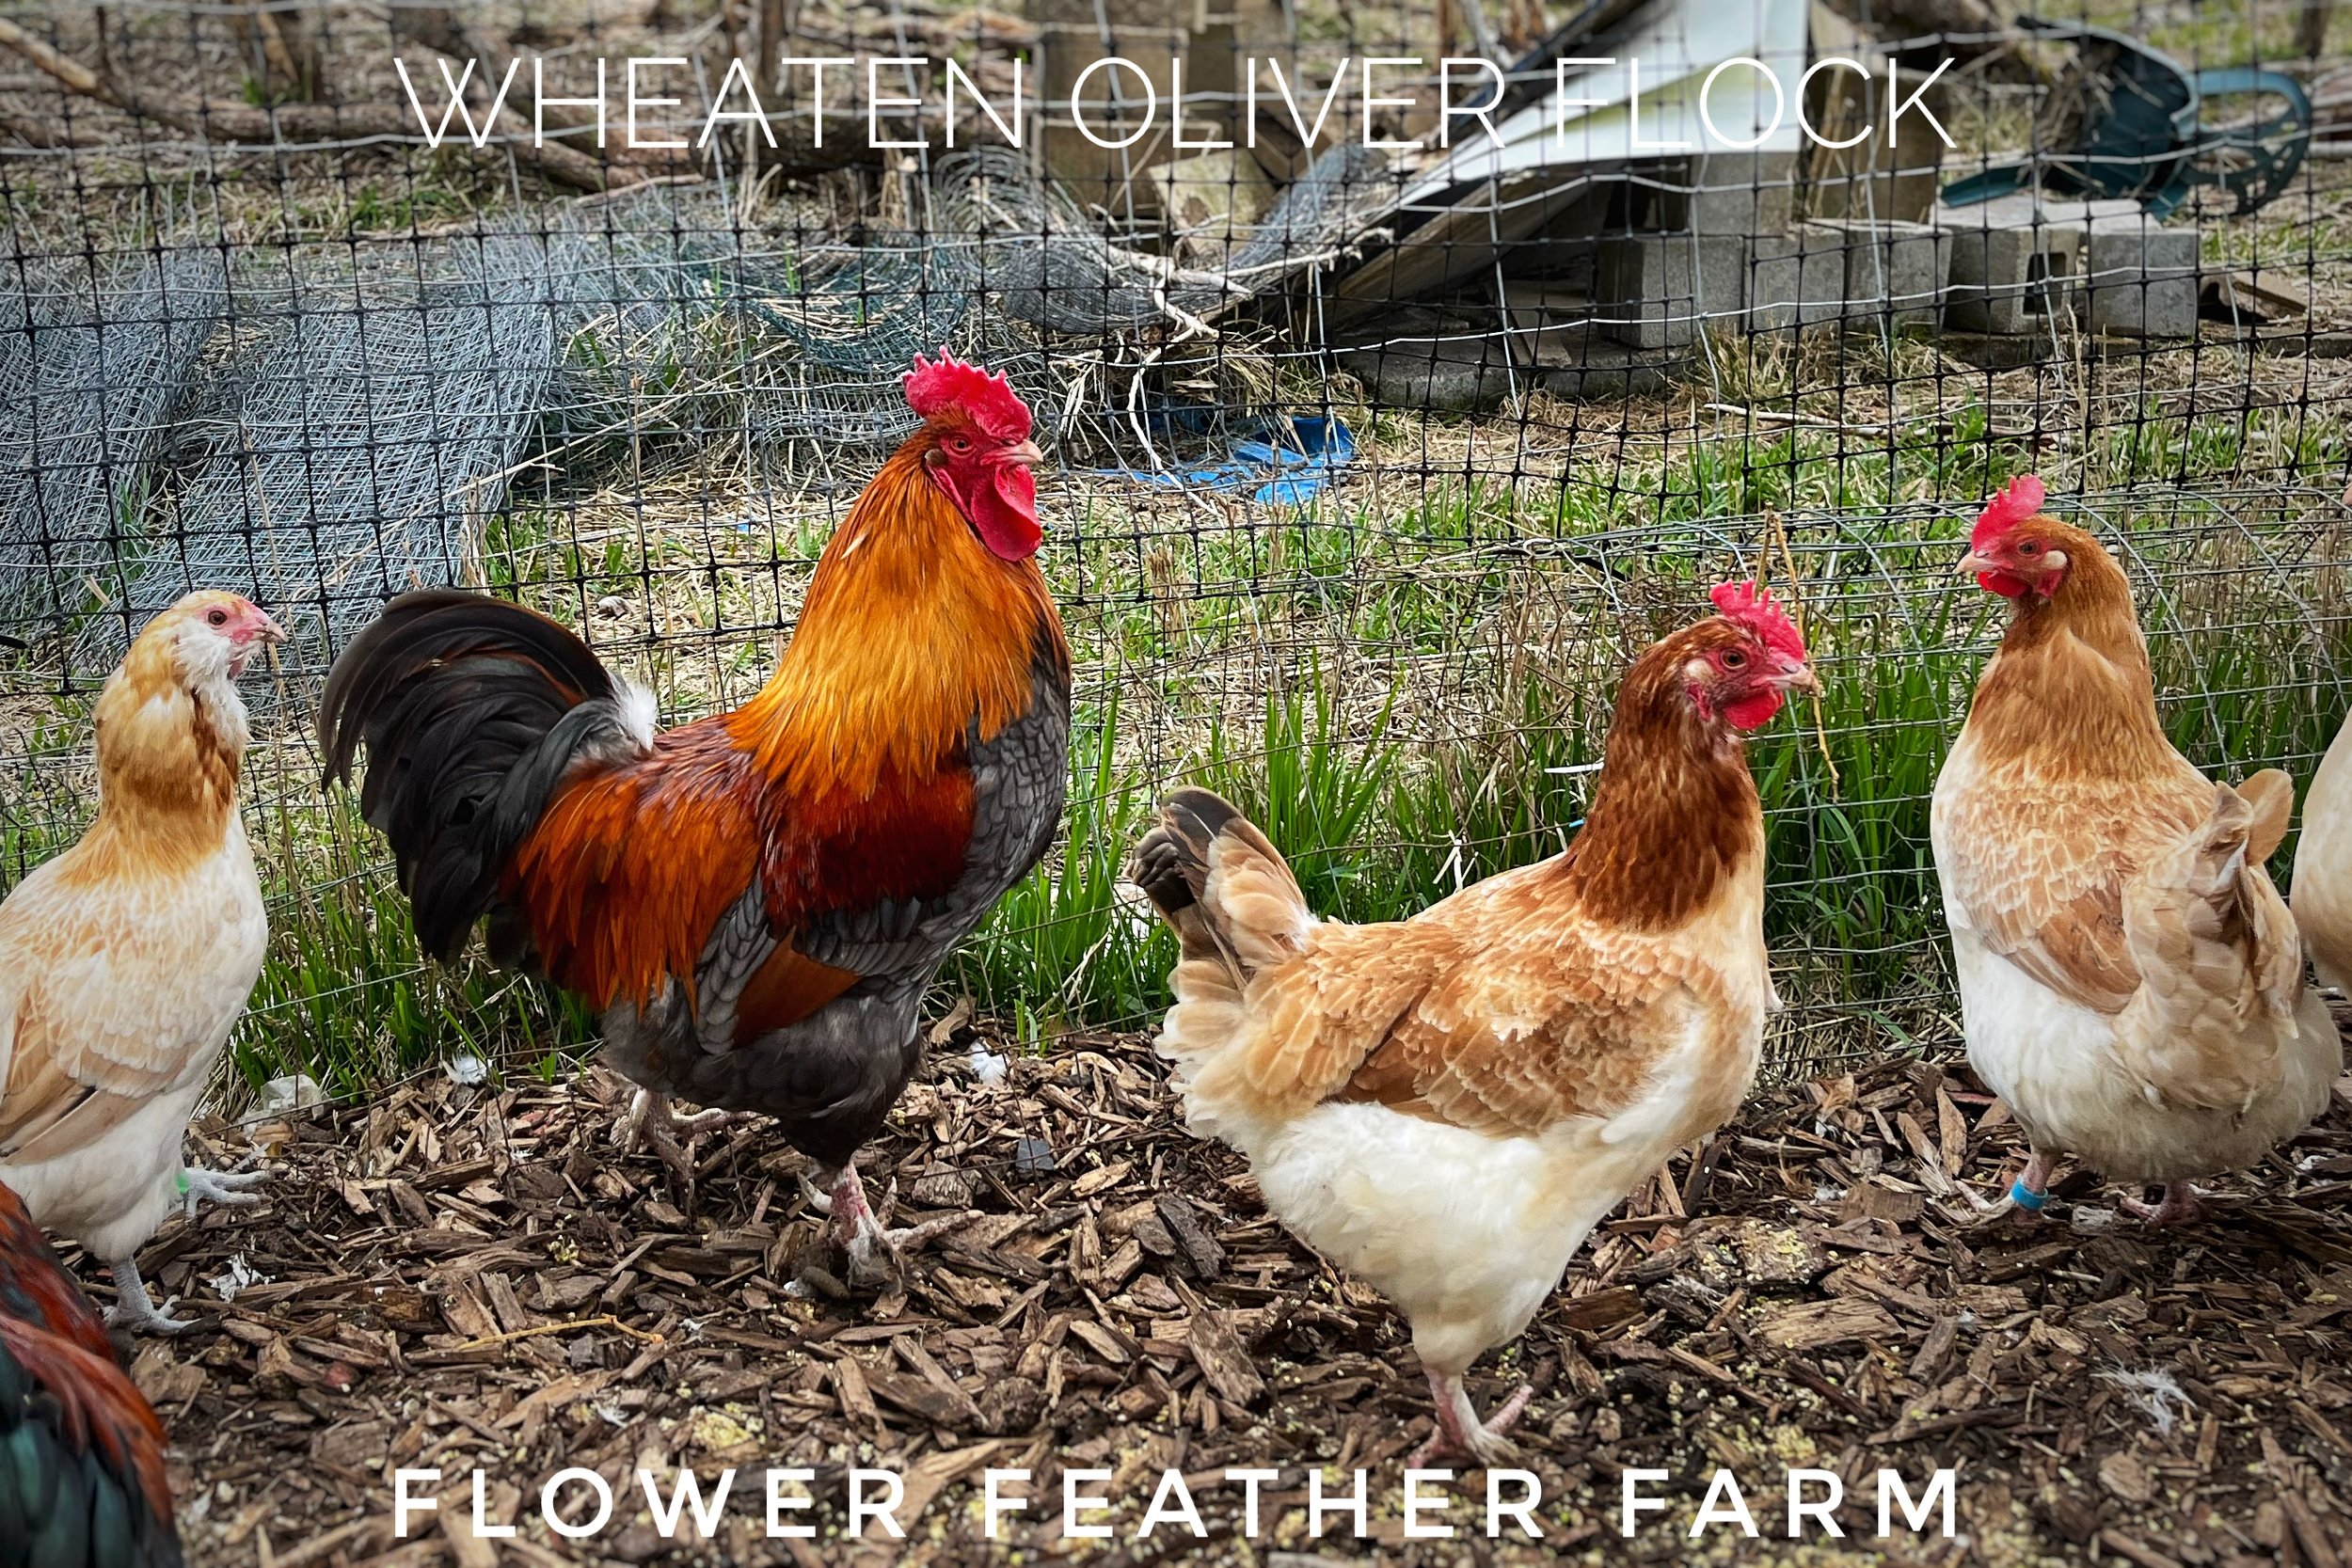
[1128,583,1815,1465]
[0,1180,182,1567]
[2290,714,2352,993]
[0,592,284,1334]
[1933,475,2338,1227]
[320,353,1070,1276]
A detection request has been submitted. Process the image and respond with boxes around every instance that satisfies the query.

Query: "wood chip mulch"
[95,1010,2352,1567]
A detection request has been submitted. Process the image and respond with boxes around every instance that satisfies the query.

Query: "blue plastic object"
[1099,414,1355,506]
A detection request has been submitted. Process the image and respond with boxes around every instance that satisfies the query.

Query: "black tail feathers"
[319,590,649,960]
[1128,786,1247,918]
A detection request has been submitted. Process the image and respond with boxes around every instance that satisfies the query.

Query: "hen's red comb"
[1709,580,1807,663]
[903,349,1031,442]
[1972,473,2046,548]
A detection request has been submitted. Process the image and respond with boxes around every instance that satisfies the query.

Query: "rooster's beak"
[997,438,1043,469]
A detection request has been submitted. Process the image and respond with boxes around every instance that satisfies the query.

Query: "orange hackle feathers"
[1973,473,2047,548]
[507,436,1067,1016]
[59,592,262,884]
[1557,618,1767,931]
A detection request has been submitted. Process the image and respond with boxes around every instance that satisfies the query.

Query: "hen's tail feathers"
[319,591,654,961]
[1129,788,1313,1083]
[2117,780,2306,1112]
[1130,788,1311,989]
[2238,768,2294,863]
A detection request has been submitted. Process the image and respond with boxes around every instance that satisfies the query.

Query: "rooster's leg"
[617,1089,751,1187]
[104,1257,195,1335]
[2120,1182,2207,1227]
[1407,1368,1534,1468]
[805,1163,980,1285]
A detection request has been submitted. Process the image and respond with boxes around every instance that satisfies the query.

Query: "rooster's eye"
[207,609,228,626]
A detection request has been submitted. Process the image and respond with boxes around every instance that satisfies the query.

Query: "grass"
[9,122,2352,1096]
[4,422,2348,1101]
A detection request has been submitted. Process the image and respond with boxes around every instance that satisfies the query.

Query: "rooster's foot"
[2120,1182,2206,1227]
[180,1164,269,1219]
[1408,1370,1533,1468]
[105,1258,196,1336]
[618,1090,750,1187]
[807,1164,980,1286]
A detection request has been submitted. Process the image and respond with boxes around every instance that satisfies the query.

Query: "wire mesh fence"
[1,0,2348,1096]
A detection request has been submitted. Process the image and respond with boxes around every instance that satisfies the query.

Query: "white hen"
[0,591,282,1330]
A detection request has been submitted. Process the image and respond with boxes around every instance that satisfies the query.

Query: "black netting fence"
[2,0,2346,1094]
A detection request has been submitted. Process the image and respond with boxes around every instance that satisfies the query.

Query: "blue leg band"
[2010,1180,2047,1212]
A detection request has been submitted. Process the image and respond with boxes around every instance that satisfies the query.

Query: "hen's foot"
[1407,1370,1533,1468]
[180,1164,268,1219]
[2120,1182,2206,1227]
[804,1164,979,1286]
[104,1258,195,1336]
[1968,1148,2057,1228]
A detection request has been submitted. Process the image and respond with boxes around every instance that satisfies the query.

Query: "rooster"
[0,592,283,1334]
[320,353,1070,1275]
[0,1180,182,1567]
[1934,476,2338,1227]
[2291,714,2352,993]
[1129,583,1814,1465]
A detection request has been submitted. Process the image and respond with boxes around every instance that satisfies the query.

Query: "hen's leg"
[180,1164,269,1219]
[2007,1147,2057,1226]
[804,1162,978,1285]
[1407,1368,1534,1468]
[1969,1146,2056,1226]
[2120,1182,2206,1227]
[104,1257,194,1336]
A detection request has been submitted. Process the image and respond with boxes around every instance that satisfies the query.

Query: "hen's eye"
[207,609,228,626]
[2018,541,2042,556]
[1721,649,1747,669]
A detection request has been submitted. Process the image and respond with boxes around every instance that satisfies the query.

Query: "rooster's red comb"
[1709,579,1807,663]
[903,349,1031,442]
[1972,473,2046,548]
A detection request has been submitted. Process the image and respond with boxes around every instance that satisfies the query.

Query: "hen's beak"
[1774,661,1820,694]
[255,611,288,646]
[1957,550,2000,577]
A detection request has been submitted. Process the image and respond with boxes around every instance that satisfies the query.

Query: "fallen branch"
[0,14,627,193]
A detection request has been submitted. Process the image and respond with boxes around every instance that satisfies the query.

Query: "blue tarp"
[1100,415,1353,506]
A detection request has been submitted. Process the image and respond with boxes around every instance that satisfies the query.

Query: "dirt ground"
[104,1013,2352,1568]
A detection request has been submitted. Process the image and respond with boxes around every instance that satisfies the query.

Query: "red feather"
[0,1182,177,1531]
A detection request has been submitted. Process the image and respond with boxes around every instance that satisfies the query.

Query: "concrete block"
[1938,198,2087,334]
[1748,232,1850,330]
[1788,220,1950,327]
[1595,234,1749,348]
[2084,219,2200,338]
[1655,152,1798,238]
